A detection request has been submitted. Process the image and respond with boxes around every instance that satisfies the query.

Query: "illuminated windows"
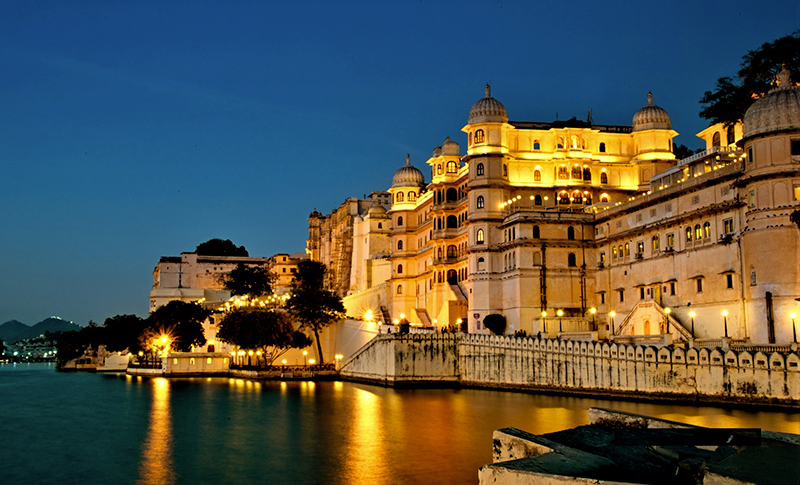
[396,192,404,202]
[600,172,608,184]
[686,226,692,242]
[703,222,711,239]
[447,161,457,173]
[723,218,734,234]
[534,170,541,182]
[712,132,721,147]
[476,229,485,244]
[571,165,582,179]
[474,129,485,143]
[694,224,702,240]
[558,166,569,179]
[652,235,659,251]
[408,191,416,202]
[476,195,484,209]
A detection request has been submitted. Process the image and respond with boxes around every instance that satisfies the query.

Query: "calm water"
[1,363,798,484]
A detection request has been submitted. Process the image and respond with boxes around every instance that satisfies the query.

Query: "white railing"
[677,146,742,167]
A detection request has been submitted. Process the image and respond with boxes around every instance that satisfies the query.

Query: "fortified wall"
[340,334,800,405]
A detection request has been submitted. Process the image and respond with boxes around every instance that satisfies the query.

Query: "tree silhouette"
[222,263,273,298]
[195,238,249,256]
[285,261,345,363]
[146,300,210,352]
[217,308,311,365]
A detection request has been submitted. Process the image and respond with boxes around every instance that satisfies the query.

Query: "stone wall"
[341,333,800,404]
[339,333,459,386]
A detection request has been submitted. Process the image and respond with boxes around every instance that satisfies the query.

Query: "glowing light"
[689,311,696,318]
[609,311,616,317]
[792,313,797,319]
[541,311,547,318]
[722,310,728,317]
[590,308,597,315]
[309,359,316,365]
[556,310,564,317]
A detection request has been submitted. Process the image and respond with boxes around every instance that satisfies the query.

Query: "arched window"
[727,125,735,145]
[503,164,508,177]
[558,166,569,179]
[397,240,403,251]
[612,247,618,259]
[600,193,609,202]
[533,225,540,238]
[437,164,443,175]
[571,165,582,179]
[534,170,541,182]
[558,191,570,204]
[396,192,404,202]
[599,142,606,153]
[533,140,540,150]
[397,216,403,226]
[568,253,577,267]
[567,226,575,240]
[703,221,711,239]
[600,172,608,184]
[624,243,630,256]
[695,224,702,240]
[397,264,403,274]
[652,236,659,250]
[447,161,457,173]
[686,226,692,242]
[712,132,721,147]
[572,190,582,204]
[583,167,591,181]
[446,215,458,228]
[557,137,565,149]
[447,245,457,258]
[477,257,485,271]
[446,188,457,201]
[476,163,484,176]
[583,192,592,205]
[476,195,484,209]
[534,195,542,206]
[474,129,485,143]
[476,229,485,244]
[447,270,457,284]
[397,285,403,295]
[408,191,416,202]
[437,247,443,259]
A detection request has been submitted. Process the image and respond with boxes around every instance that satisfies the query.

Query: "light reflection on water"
[1,364,798,485]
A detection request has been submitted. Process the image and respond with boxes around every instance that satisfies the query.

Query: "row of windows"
[711,126,736,147]
[433,161,460,177]
[395,191,418,203]
[603,219,734,262]
[474,163,611,185]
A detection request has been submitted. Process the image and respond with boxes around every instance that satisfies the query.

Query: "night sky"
[1,1,798,326]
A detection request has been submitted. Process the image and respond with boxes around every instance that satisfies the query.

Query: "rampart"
[340,333,800,405]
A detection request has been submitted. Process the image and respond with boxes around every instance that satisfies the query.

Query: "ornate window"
[652,236,659,250]
[558,191,570,204]
[397,240,403,251]
[447,245,457,258]
[397,216,403,226]
[600,172,608,184]
[408,191,416,202]
[571,165,582,179]
[397,285,403,295]
[600,193,609,202]
[624,243,630,256]
[437,164,443,175]
[612,247,618,259]
[396,192,404,202]
[474,129,485,143]
[534,170,541,182]
[703,222,711,239]
[583,167,592,181]
[712,132,721,148]
[397,264,403,274]
[694,224,702,240]
[686,226,692,242]
[533,140,540,150]
[447,161,457,173]
[599,142,606,153]
[476,195,484,209]
[476,229,485,244]
[534,195,542,206]
[476,163,484,176]
[558,166,569,179]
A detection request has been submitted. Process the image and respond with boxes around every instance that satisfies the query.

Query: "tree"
[217,308,312,365]
[483,314,507,335]
[700,31,799,126]
[195,238,249,256]
[673,143,696,161]
[146,300,210,352]
[285,260,345,363]
[0,338,5,356]
[221,263,273,298]
[103,314,147,353]
[55,330,85,369]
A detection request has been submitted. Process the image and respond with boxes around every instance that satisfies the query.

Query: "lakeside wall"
[340,333,800,405]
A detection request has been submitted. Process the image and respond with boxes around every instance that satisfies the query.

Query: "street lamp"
[541,311,547,334]
[792,313,797,343]
[589,307,597,331]
[664,307,671,334]
[722,310,729,338]
[303,350,308,367]
[609,311,616,336]
[557,310,564,333]
[689,311,696,338]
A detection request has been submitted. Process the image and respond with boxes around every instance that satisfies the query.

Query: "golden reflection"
[137,378,175,485]
[342,387,387,483]
[334,381,343,392]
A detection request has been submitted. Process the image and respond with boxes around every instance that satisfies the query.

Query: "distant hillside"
[0,317,82,344]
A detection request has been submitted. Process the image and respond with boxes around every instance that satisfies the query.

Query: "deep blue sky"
[1,1,797,326]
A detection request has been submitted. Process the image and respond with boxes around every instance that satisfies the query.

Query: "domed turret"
[468,84,508,124]
[441,137,460,156]
[432,145,442,157]
[392,154,426,188]
[309,208,323,219]
[632,92,672,131]
[743,66,800,139]
[367,198,387,216]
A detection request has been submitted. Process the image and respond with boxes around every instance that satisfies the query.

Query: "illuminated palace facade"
[310,71,800,346]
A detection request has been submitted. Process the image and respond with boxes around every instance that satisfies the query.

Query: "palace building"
[309,69,800,346]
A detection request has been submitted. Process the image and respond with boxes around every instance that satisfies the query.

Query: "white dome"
[468,84,508,124]
[632,92,672,131]
[392,154,426,188]
[743,67,800,139]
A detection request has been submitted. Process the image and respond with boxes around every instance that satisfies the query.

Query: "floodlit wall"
[342,333,800,403]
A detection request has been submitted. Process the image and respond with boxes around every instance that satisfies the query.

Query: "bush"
[483,314,506,335]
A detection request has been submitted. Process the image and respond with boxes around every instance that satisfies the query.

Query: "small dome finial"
[485,83,491,97]
[776,64,791,88]
[406,154,410,165]
[647,92,653,105]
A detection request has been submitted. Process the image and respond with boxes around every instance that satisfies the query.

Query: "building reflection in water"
[342,387,389,484]
[137,378,175,485]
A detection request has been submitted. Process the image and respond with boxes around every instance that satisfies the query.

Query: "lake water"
[1,363,798,484]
